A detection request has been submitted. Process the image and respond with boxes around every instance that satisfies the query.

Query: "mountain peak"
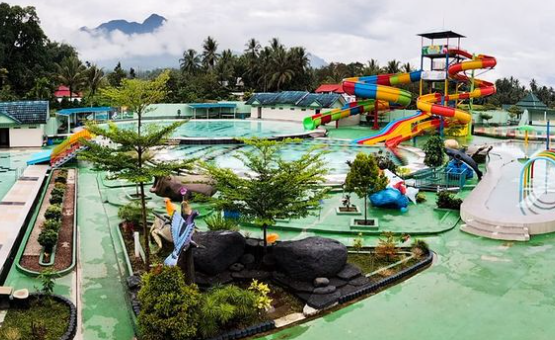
[81,13,167,35]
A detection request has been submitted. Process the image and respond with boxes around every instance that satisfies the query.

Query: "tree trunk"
[139,182,150,271]
[364,195,367,224]
[183,247,195,284]
[262,223,268,252]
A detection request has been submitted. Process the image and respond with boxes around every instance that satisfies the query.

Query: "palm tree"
[364,59,381,75]
[57,56,87,102]
[289,47,310,74]
[257,47,273,91]
[179,49,201,75]
[270,48,295,91]
[385,59,401,74]
[202,36,219,71]
[245,38,261,58]
[85,64,105,105]
[269,37,284,54]
[215,49,235,85]
[402,62,412,73]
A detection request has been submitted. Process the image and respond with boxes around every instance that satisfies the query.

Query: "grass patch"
[348,252,419,276]
[0,297,70,340]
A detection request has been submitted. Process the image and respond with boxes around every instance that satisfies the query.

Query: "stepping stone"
[307,290,341,309]
[313,285,336,294]
[337,263,362,280]
[329,277,348,288]
[349,275,370,287]
[313,277,329,287]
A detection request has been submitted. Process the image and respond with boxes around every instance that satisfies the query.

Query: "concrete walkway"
[0,165,48,277]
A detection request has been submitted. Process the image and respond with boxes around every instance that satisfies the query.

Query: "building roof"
[315,84,345,94]
[54,85,82,98]
[57,107,113,116]
[0,101,49,125]
[246,91,343,108]
[515,93,548,110]
[188,103,237,109]
[417,30,465,40]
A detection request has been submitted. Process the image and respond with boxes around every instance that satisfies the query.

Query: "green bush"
[54,182,66,191]
[436,191,462,210]
[411,239,429,255]
[190,192,211,203]
[54,176,67,184]
[43,219,61,232]
[416,192,427,203]
[38,229,58,251]
[205,213,239,231]
[199,285,260,338]
[49,193,63,205]
[423,135,445,168]
[138,266,201,340]
[44,205,62,220]
[51,187,65,198]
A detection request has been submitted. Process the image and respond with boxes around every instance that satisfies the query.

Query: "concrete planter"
[335,205,361,215]
[350,218,379,230]
[39,245,57,267]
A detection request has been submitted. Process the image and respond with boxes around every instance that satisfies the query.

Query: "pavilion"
[56,107,113,133]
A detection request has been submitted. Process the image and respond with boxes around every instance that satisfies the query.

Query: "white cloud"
[9,0,555,86]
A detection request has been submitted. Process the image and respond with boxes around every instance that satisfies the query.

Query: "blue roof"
[57,107,113,116]
[188,103,236,109]
[246,91,343,108]
[0,101,49,124]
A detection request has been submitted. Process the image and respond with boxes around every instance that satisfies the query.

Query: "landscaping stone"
[307,290,341,309]
[339,284,359,296]
[126,275,141,290]
[195,271,233,288]
[314,277,330,287]
[240,253,256,267]
[262,253,277,268]
[328,277,348,288]
[273,237,347,281]
[303,304,319,317]
[192,231,245,275]
[313,285,336,294]
[273,272,314,293]
[337,263,362,280]
[229,263,244,272]
[231,269,271,280]
[349,275,370,287]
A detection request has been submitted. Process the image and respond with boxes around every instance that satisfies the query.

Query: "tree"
[85,64,105,105]
[479,112,493,125]
[423,135,445,168]
[344,153,388,224]
[385,59,401,74]
[204,138,329,248]
[80,71,193,270]
[270,48,294,91]
[508,105,523,123]
[107,62,127,87]
[201,36,219,71]
[138,266,201,340]
[364,59,381,76]
[179,49,201,75]
[57,56,87,102]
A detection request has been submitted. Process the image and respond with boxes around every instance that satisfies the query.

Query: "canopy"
[188,103,236,109]
[57,107,113,116]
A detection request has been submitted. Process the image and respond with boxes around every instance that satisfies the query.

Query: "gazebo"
[188,103,238,119]
[512,93,555,125]
[56,107,113,133]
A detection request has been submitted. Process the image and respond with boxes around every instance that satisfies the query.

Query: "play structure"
[304,31,497,150]
[369,169,419,212]
[519,149,555,215]
[445,147,482,180]
[27,129,93,167]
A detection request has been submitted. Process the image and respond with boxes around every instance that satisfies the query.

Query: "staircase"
[460,217,530,241]
[50,130,93,168]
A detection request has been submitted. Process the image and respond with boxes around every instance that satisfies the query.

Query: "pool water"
[116,119,307,139]
[0,150,35,200]
[162,140,418,175]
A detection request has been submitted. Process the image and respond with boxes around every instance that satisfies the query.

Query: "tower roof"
[417,30,465,40]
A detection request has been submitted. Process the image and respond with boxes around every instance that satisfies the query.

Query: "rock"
[349,275,370,287]
[307,291,341,309]
[229,263,244,272]
[273,272,314,293]
[262,253,276,267]
[192,231,246,275]
[273,237,347,281]
[337,263,362,280]
[297,292,312,302]
[313,285,336,294]
[313,277,330,287]
[303,304,320,316]
[126,275,141,289]
[240,253,255,266]
[339,284,359,296]
[328,277,348,288]
[195,271,233,288]
[231,269,271,280]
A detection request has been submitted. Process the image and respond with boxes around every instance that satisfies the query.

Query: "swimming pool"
[115,119,308,139]
[159,140,419,175]
[0,150,36,200]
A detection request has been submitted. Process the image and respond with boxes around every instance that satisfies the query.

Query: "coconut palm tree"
[289,47,310,74]
[245,38,261,58]
[215,49,235,85]
[85,64,105,105]
[179,49,201,75]
[201,36,219,71]
[257,47,273,92]
[57,56,87,102]
[270,48,295,91]
[269,37,284,54]
[364,59,381,75]
[402,62,412,73]
[385,59,401,74]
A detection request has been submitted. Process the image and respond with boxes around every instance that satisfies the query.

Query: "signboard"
[422,45,448,56]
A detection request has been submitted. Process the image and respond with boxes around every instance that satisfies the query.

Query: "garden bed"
[0,294,77,340]
[18,169,77,275]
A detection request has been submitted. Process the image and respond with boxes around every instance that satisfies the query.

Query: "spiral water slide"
[354,49,497,147]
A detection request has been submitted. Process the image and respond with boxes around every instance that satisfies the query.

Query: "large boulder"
[150,175,217,201]
[192,231,245,275]
[273,237,347,281]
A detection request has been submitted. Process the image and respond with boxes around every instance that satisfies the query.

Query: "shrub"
[44,205,62,220]
[138,266,201,340]
[49,193,63,205]
[199,285,260,338]
[51,186,65,198]
[190,192,211,203]
[411,239,429,257]
[118,201,150,227]
[43,219,61,232]
[436,191,462,210]
[353,233,363,253]
[416,192,427,203]
[54,176,67,184]
[205,213,239,231]
[375,231,397,261]
[38,269,55,296]
[38,229,58,252]
[54,182,66,191]
[423,135,445,168]
[249,279,272,310]
[373,150,398,173]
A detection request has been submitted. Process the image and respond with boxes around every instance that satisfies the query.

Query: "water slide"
[27,129,93,167]
[302,99,390,130]
[354,49,496,147]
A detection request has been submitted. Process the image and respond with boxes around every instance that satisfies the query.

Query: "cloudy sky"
[9,0,555,86]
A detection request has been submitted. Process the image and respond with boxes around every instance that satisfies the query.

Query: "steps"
[460,217,530,241]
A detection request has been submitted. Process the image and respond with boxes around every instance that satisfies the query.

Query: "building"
[509,93,555,125]
[54,86,82,103]
[0,101,49,147]
[315,84,356,103]
[246,91,346,122]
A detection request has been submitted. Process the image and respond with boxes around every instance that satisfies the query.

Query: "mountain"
[81,14,166,35]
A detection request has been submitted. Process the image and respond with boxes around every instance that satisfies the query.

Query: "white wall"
[9,126,43,147]
[251,103,343,122]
